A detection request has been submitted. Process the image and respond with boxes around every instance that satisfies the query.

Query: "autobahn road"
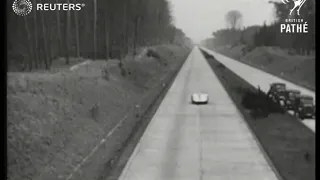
[199,47,315,133]
[118,47,280,180]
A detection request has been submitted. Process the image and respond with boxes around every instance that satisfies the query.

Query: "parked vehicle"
[267,82,286,104]
[295,95,315,119]
[191,93,209,105]
[284,89,301,110]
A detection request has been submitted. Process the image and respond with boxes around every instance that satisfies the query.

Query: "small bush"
[205,54,212,59]
[90,103,100,121]
[202,51,214,59]
[217,63,226,69]
[118,62,123,68]
[241,88,285,118]
[120,68,127,77]
[118,62,127,77]
[304,152,311,163]
[146,49,161,59]
[101,66,109,80]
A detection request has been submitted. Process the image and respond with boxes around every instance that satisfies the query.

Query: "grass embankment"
[201,50,315,180]
[7,44,190,180]
[214,46,315,91]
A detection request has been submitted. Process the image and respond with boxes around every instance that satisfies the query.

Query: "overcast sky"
[169,0,276,43]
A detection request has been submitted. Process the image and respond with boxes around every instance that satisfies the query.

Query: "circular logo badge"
[12,0,33,16]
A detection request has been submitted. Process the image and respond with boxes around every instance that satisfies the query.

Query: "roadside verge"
[68,48,187,180]
[201,50,315,180]
[7,44,190,180]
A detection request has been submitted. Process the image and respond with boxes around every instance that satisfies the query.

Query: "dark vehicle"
[284,89,301,110]
[267,83,286,104]
[295,95,315,119]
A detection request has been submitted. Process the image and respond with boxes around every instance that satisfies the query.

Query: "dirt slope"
[7,44,190,180]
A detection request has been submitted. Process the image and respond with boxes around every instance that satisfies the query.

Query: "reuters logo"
[12,0,33,16]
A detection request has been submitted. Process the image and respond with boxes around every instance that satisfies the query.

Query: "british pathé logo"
[280,0,308,33]
[282,0,306,16]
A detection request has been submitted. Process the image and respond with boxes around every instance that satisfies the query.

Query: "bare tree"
[104,14,110,61]
[225,10,243,29]
[122,2,128,55]
[8,0,190,72]
[32,0,39,68]
[74,1,81,58]
[23,16,33,70]
[55,0,63,57]
[65,5,71,64]
[40,12,50,69]
[93,0,97,60]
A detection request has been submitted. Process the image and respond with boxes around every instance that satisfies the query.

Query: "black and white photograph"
[7,0,315,180]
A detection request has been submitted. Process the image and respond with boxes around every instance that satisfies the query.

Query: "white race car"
[191,93,209,104]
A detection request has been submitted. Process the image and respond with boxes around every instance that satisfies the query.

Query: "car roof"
[300,95,313,99]
[286,89,301,93]
[271,82,286,86]
[192,92,208,95]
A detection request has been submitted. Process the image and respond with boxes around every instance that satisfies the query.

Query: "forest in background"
[7,0,192,71]
[202,0,315,55]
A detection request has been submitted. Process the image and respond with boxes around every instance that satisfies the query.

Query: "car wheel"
[299,114,304,120]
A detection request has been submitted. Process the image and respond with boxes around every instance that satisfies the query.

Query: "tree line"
[207,0,315,55]
[7,0,190,71]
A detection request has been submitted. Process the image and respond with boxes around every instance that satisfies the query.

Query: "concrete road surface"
[118,47,280,180]
[200,47,315,133]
